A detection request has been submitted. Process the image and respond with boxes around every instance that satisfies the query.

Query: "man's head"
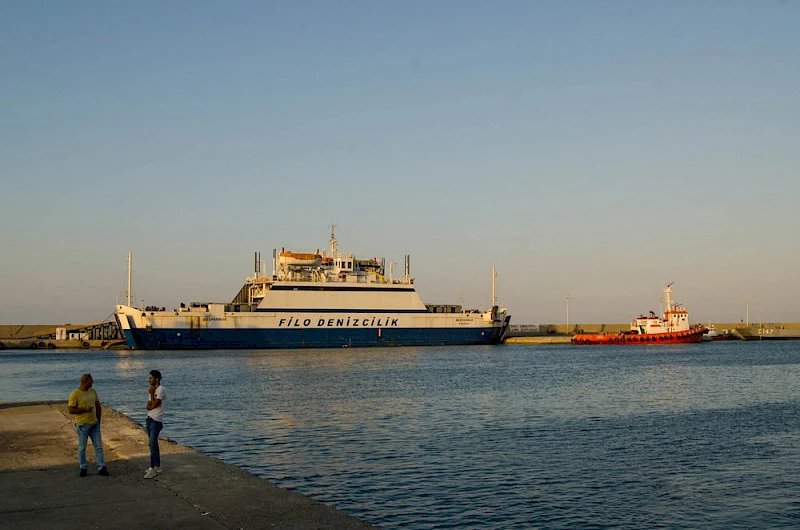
[149,370,162,386]
[80,373,93,390]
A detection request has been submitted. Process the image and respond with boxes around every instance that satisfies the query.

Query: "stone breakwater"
[0,401,373,529]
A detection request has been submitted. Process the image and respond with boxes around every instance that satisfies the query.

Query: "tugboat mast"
[663,282,674,315]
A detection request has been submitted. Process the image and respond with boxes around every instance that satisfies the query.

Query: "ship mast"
[126,251,132,306]
[492,266,497,308]
[329,224,338,256]
[663,282,674,315]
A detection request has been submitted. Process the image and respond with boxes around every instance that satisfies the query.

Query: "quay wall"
[0,322,125,349]
[0,325,65,339]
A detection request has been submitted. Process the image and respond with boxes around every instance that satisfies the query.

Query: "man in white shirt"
[144,369,166,479]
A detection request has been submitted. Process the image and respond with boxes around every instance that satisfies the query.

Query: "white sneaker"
[154,466,162,474]
[144,468,157,479]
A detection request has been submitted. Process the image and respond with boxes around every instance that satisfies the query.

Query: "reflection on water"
[113,355,147,378]
[2,341,800,529]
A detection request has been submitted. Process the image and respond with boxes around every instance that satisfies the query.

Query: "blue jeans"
[146,417,163,468]
[75,421,105,469]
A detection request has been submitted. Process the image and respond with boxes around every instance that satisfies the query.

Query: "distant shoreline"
[5,321,794,338]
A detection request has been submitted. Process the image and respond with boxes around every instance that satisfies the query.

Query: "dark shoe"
[79,468,88,477]
[98,467,110,476]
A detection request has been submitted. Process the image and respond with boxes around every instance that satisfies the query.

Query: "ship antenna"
[330,224,338,256]
[664,283,674,313]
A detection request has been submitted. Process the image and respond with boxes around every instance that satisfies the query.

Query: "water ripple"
[2,342,800,528]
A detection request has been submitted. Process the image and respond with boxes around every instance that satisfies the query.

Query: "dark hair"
[149,370,162,381]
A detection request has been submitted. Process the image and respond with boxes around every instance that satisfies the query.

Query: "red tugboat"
[572,283,706,345]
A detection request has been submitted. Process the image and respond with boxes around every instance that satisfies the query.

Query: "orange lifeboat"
[278,249,322,267]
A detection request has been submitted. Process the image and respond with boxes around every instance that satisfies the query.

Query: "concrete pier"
[504,336,573,344]
[0,402,373,529]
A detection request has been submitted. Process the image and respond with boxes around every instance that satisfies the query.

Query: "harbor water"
[2,341,799,528]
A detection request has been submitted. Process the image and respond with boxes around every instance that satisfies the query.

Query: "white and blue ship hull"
[116,306,509,350]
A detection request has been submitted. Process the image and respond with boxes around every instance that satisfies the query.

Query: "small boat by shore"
[701,324,719,342]
[572,283,706,345]
[702,324,739,342]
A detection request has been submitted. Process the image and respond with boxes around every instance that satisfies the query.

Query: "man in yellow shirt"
[67,373,109,477]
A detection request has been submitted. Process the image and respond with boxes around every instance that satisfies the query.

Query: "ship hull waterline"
[121,326,505,350]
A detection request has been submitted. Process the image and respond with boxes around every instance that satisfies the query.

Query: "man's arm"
[95,399,102,421]
[67,404,92,414]
[146,386,162,411]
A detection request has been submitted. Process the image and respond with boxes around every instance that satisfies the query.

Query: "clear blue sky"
[2,1,798,326]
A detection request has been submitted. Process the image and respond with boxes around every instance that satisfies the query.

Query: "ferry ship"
[572,283,706,345]
[115,227,511,349]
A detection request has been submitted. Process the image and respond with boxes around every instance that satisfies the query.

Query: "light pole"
[566,294,570,334]
[746,298,750,326]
